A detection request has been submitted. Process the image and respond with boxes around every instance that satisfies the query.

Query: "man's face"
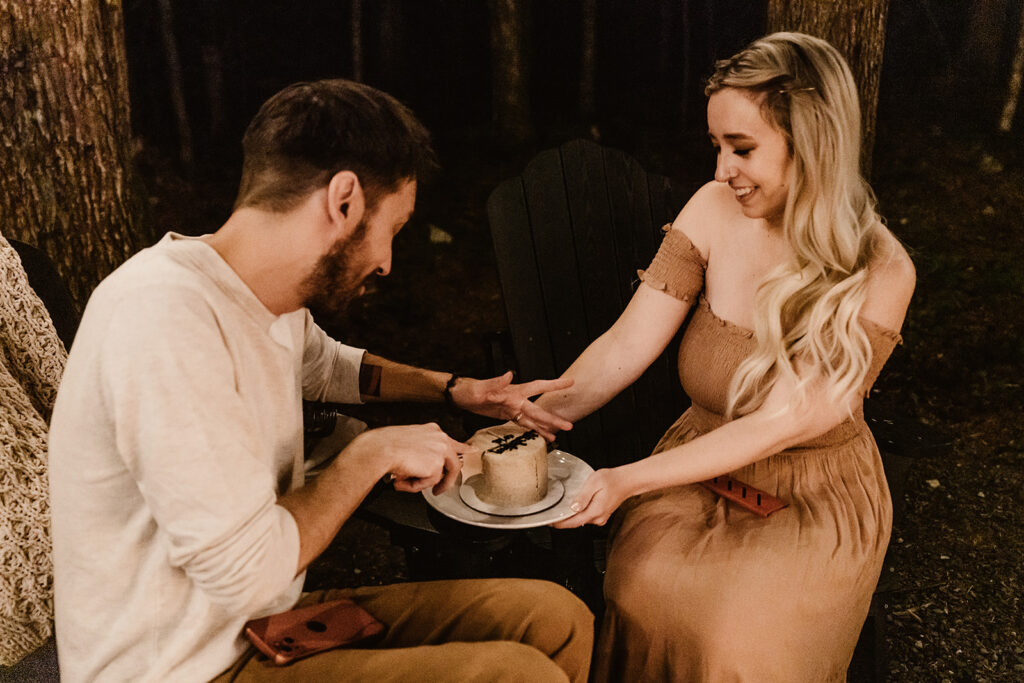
[300,179,416,323]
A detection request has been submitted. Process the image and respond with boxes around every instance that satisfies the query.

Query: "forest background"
[3,1,1024,680]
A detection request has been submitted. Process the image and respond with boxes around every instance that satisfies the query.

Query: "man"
[48,80,592,682]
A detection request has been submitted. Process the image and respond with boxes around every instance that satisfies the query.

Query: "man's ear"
[325,170,366,236]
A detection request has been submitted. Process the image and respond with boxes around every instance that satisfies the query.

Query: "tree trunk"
[351,0,364,83]
[198,0,227,143]
[579,0,597,120]
[1,0,144,310]
[679,0,693,127]
[767,0,889,175]
[488,0,533,147]
[999,6,1024,132]
[156,0,193,167]
[377,0,403,93]
[953,0,1008,97]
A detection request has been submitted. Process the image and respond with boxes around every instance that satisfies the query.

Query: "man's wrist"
[336,431,391,480]
[442,373,460,410]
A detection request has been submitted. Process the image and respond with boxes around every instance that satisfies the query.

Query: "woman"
[533,33,915,681]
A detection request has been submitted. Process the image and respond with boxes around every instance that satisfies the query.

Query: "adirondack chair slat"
[601,148,675,459]
[487,176,557,380]
[520,148,608,456]
[519,148,586,372]
[553,142,641,465]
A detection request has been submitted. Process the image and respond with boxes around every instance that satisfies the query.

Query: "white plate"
[459,475,565,516]
[423,450,594,529]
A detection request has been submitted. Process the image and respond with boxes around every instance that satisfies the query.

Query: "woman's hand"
[551,468,632,528]
[451,371,574,441]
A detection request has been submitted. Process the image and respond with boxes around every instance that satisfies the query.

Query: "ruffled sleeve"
[861,319,903,396]
[637,225,707,303]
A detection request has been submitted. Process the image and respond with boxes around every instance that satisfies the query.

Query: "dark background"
[123,1,1024,179]
[119,2,1024,680]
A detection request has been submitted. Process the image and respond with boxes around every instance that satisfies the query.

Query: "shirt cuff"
[333,345,367,404]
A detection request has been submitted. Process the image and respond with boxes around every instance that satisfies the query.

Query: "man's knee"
[512,579,594,641]
[463,641,569,682]
[503,580,593,683]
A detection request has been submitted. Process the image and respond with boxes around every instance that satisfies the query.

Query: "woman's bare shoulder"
[862,225,916,332]
[668,181,737,259]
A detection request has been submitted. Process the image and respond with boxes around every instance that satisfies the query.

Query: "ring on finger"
[512,398,527,423]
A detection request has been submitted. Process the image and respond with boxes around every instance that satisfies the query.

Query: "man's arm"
[301,315,573,439]
[96,287,306,614]
[359,353,573,441]
[278,423,468,574]
[358,353,450,402]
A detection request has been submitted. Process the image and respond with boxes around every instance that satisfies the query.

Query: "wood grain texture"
[767,0,890,174]
[1,0,143,309]
[486,140,691,468]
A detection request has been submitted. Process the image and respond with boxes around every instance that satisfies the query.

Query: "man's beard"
[299,219,373,327]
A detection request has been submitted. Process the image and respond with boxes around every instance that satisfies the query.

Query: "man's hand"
[451,371,574,441]
[280,423,469,575]
[350,423,468,495]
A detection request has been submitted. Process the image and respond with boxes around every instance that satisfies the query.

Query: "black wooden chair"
[486,138,695,470]
[480,139,695,614]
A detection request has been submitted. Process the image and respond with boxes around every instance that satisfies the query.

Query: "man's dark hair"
[235,79,438,213]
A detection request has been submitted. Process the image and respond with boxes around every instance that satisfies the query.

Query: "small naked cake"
[476,425,549,507]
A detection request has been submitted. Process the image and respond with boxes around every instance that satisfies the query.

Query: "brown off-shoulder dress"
[593,228,901,682]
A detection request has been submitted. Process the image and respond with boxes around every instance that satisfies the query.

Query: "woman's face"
[707,88,793,226]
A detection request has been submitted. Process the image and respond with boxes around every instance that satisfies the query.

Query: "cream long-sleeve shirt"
[49,233,366,682]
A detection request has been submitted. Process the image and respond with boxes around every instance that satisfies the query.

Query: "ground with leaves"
[141,117,1024,681]
[865,122,1024,681]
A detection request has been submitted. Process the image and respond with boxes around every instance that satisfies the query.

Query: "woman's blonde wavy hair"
[705,32,886,418]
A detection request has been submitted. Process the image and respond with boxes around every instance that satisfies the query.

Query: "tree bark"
[351,0,364,83]
[767,0,889,175]
[953,0,1008,95]
[1,0,144,309]
[156,0,193,167]
[999,6,1024,132]
[488,0,533,147]
[578,0,597,119]
[679,0,696,128]
[377,0,403,92]
[198,0,227,143]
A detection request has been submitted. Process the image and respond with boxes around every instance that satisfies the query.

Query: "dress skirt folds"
[591,228,900,682]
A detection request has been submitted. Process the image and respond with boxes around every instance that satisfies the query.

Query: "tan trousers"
[211,579,593,682]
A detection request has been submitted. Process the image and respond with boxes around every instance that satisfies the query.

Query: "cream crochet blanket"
[0,235,66,665]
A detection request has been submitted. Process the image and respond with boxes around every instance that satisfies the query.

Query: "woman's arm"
[553,233,916,528]
[535,182,720,424]
[533,284,693,422]
[359,353,574,440]
[552,360,860,527]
